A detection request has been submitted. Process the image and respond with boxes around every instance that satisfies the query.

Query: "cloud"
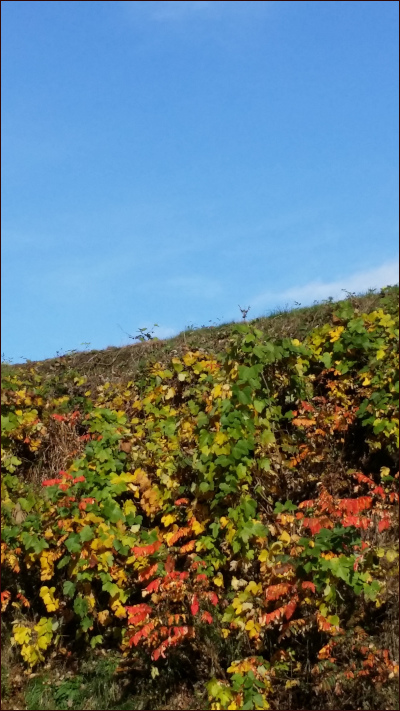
[251,260,399,313]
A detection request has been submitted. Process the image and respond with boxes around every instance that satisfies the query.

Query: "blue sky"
[2,0,399,362]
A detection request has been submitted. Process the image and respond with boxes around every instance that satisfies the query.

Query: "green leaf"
[321,352,332,368]
[101,500,123,524]
[65,534,82,554]
[80,616,93,632]
[63,581,76,598]
[57,555,71,569]
[79,525,94,543]
[74,596,89,618]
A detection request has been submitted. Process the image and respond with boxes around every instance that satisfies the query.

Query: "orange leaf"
[292,418,316,427]
[168,527,191,546]
[138,563,158,582]
[265,584,291,601]
[132,540,161,557]
[180,539,196,553]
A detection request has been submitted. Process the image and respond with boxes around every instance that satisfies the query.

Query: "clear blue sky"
[2,0,399,363]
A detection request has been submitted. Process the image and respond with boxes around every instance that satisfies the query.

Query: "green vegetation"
[1,286,399,710]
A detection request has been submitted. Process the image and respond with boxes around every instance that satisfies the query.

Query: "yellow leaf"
[329,326,344,343]
[279,531,291,545]
[123,500,137,516]
[258,549,269,562]
[98,610,112,626]
[376,349,385,360]
[213,573,224,588]
[221,628,230,638]
[161,514,176,528]
[165,387,175,400]
[191,519,205,535]
[13,626,32,645]
[245,581,261,595]
[39,586,59,613]
[183,352,197,367]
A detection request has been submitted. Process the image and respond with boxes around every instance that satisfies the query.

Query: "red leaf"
[260,606,286,625]
[338,497,372,514]
[165,555,175,573]
[302,518,322,535]
[152,644,166,661]
[191,595,199,616]
[174,498,189,506]
[300,401,314,412]
[142,578,162,596]
[301,581,316,593]
[353,472,375,487]
[316,613,332,632]
[208,592,218,606]
[299,499,315,509]
[378,516,390,532]
[128,610,149,626]
[343,515,371,530]
[202,611,213,624]
[371,486,385,499]
[284,597,298,621]
[196,573,207,582]
[126,603,152,618]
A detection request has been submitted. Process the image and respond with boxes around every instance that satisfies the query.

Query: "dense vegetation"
[1,286,399,710]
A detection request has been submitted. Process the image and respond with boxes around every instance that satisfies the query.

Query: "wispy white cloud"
[251,261,399,313]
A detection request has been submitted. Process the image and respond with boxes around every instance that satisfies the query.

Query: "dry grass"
[8,287,398,396]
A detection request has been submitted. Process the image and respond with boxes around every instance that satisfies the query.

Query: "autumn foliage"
[1,289,399,709]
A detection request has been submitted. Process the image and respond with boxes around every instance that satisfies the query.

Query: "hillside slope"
[1,286,399,710]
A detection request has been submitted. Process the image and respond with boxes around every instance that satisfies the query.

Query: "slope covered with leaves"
[1,287,399,710]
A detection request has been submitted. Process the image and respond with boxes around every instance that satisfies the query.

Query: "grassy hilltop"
[1,286,399,710]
